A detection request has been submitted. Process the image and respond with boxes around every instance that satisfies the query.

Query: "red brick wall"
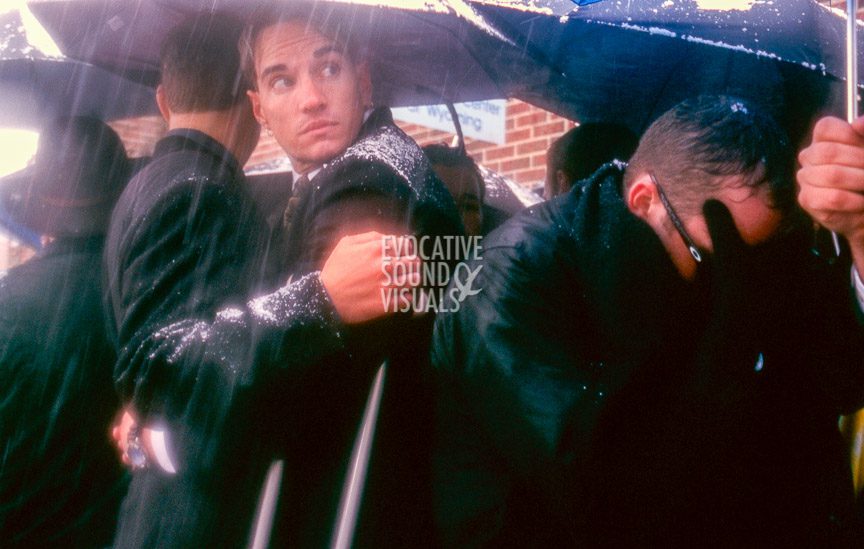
[108,100,574,190]
[398,100,575,190]
[109,116,167,158]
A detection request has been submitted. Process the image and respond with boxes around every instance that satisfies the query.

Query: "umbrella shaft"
[848,0,859,122]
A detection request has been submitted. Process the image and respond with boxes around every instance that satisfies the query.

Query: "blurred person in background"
[424,143,485,236]
[0,115,132,546]
[544,122,638,199]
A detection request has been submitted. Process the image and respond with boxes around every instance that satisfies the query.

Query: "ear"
[247,89,267,127]
[556,170,569,195]
[626,173,659,221]
[155,85,171,122]
[357,62,373,107]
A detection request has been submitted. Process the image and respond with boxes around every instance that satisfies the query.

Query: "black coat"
[432,164,864,547]
[0,237,128,547]
[106,126,368,547]
[266,107,464,548]
[104,129,281,548]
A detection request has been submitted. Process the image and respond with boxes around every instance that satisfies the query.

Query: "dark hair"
[423,144,485,203]
[240,6,368,92]
[159,15,249,113]
[546,123,638,187]
[624,95,794,216]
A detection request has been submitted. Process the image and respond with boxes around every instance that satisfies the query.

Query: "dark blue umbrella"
[0,10,157,128]
[469,0,858,135]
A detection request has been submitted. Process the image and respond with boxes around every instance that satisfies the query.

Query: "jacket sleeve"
[431,238,590,546]
[119,271,344,423]
[113,176,348,470]
[298,162,413,273]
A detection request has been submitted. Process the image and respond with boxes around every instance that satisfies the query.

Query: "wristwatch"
[126,425,149,470]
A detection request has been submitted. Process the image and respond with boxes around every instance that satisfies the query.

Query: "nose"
[299,75,326,113]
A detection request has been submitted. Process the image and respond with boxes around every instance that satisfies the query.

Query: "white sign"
[392,100,507,145]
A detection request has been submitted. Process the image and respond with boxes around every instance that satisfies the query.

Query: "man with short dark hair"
[242,9,463,547]
[104,15,412,547]
[433,95,864,546]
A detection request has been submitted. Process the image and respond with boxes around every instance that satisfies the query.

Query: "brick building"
[0,99,570,271]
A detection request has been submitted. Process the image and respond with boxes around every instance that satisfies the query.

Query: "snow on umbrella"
[469,0,858,136]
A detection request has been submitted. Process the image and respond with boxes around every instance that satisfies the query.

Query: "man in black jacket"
[432,96,864,547]
[104,16,415,548]
[242,10,463,547]
[0,116,131,546]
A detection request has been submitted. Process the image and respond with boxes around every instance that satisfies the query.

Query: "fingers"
[703,199,745,262]
[381,255,422,288]
[798,143,864,186]
[809,116,864,148]
[798,183,864,235]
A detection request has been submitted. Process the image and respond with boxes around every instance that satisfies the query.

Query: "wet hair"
[240,6,368,91]
[546,123,638,190]
[422,144,485,203]
[159,15,249,113]
[624,95,794,217]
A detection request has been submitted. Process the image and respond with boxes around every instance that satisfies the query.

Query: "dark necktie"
[282,173,311,234]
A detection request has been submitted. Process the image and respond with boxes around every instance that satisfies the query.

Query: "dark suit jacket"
[269,107,464,548]
[104,129,352,548]
[104,129,276,548]
[0,238,127,547]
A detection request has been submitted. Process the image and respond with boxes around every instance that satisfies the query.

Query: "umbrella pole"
[840,0,864,496]
[330,361,387,549]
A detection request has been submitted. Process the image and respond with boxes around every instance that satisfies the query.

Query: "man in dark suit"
[104,15,411,548]
[432,96,864,546]
[243,10,464,547]
[0,116,131,546]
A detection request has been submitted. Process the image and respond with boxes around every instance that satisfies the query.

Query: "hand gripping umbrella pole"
[838,0,864,497]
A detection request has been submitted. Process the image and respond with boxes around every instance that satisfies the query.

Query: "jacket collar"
[156,128,244,182]
[564,163,707,363]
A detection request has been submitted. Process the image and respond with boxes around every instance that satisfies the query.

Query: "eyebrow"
[259,45,344,81]
[260,63,288,81]
[313,45,344,58]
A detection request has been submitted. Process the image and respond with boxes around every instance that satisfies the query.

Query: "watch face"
[127,427,148,470]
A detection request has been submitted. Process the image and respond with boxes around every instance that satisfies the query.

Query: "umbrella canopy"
[0,9,156,127]
[470,0,857,136]
[27,0,557,109]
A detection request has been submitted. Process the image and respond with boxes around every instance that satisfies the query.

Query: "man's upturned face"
[248,21,372,174]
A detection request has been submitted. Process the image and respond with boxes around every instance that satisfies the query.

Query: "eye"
[321,62,341,78]
[271,76,293,90]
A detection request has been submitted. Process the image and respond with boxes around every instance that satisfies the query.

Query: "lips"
[300,119,337,135]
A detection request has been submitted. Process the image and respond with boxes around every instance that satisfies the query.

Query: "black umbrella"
[0,9,156,127]
[470,0,858,137]
[27,0,556,108]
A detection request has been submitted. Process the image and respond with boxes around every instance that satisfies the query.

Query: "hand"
[698,200,782,381]
[320,231,421,324]
[798,115,864,267]
[110,406,154,468]
[111,408,137,465]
